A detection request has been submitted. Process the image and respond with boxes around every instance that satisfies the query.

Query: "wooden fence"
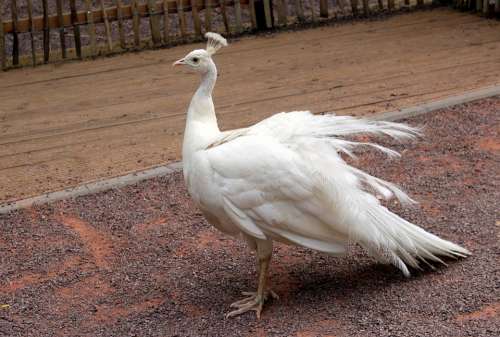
[454,0,500,16]
[0,0,497,70]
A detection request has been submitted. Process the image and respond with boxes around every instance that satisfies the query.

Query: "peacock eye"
[192,57,199,63]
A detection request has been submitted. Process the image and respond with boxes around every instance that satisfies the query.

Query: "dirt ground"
[1,8,500,203]
[0,98,498,336]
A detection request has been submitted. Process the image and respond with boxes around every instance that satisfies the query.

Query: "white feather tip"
[205,32,228,56]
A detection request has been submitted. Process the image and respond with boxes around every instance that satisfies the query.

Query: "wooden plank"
[495,0,500,14]
[69,0,82,59]
[176,0,187,37]
[131,0,141,47]
[100,0,114,51]
[476,0,483,11]
[27,0,37,65]
[295,0,305,22]
[263,0,272,28]
[116,0,127,49]
[220,0,231,33]
[85,0,97,56]
[0,0,5,70]
[278,0,288,24]
[191,0,202,36]
[309,0,316,22]
[482,0,489,14]
[205,0,212,31]
[362,0,369,16]
[337,0,347,14]
[42,0,50,63]
[56,0,66,59]
[417,0,424,7]
[234,0,243,32]
[11,0,19,66]
[148,0,163,45]
[388,0,395,10]
[320,0,328,18]
[163,0,170,43]
[249,0,257,28]
[351,0,359,16]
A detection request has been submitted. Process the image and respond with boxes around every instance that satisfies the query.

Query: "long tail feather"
[359,205,471,277]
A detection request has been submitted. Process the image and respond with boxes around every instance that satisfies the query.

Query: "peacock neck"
[196,63,217,97]
[183,60,221,160]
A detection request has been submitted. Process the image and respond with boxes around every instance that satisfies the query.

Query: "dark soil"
[0,97,499,336]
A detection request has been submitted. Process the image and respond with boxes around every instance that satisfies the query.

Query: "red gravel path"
[0,97,499,336]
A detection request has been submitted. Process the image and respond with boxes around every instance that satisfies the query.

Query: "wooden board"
[56,0,66,59]
[11,0,19,65]
[85,0,97,56]
[148,0,163,44]
[69,0,82,59]
[0,0,4,69]
[28,0,37,65]
[116,0,127,49]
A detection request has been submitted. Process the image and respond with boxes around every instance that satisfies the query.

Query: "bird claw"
[241,290,279,301]
[225,290,278,319]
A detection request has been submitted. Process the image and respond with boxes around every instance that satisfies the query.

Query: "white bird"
[173,33,470,319]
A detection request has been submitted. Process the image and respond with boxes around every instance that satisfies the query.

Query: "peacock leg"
[226,239,277,319]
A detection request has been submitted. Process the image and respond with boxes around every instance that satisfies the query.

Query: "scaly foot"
[226,290,279,319]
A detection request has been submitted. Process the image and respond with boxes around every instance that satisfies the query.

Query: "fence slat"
[378,0,384,10]
[320,0,328,18]
[362,0,369,15]
[85,0,97,56]
[27,0,37,65]
[281,0,289,24]
[309,0,316,22]
[131,0,141,47]
[148,0,163,44]
[191,0,202,36]
[417,0,423,7]
[351,0,359,15]
[249,0,257,28]
[495,0,500,14]
[116,0,126,49]
[482,0,489,14]
[0,0,5,70]
[69,0,82,59]
[56,0,66,59]
[163,0,170,43]
[100,0,114,51]
[234,0,243,32]
[295,0,305,22]
[263,0,272,28]
[388,0,395,10]
[42,0,50,63]
[11,0,19,65]
[220,0,231,33]
[176,0,187,37]
[205,0,212,31]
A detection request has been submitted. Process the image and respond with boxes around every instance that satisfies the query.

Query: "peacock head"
[173,32,227,74]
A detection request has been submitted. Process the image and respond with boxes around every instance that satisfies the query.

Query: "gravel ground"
[0,97,499,336]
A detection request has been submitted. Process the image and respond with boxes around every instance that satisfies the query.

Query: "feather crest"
[205,32,228,56]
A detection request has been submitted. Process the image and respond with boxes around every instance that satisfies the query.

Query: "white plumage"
[173,33,470,318]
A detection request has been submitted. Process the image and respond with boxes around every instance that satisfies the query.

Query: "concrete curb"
[0,162,183,214]
[370,85,500,121]
[2,85,499,214]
